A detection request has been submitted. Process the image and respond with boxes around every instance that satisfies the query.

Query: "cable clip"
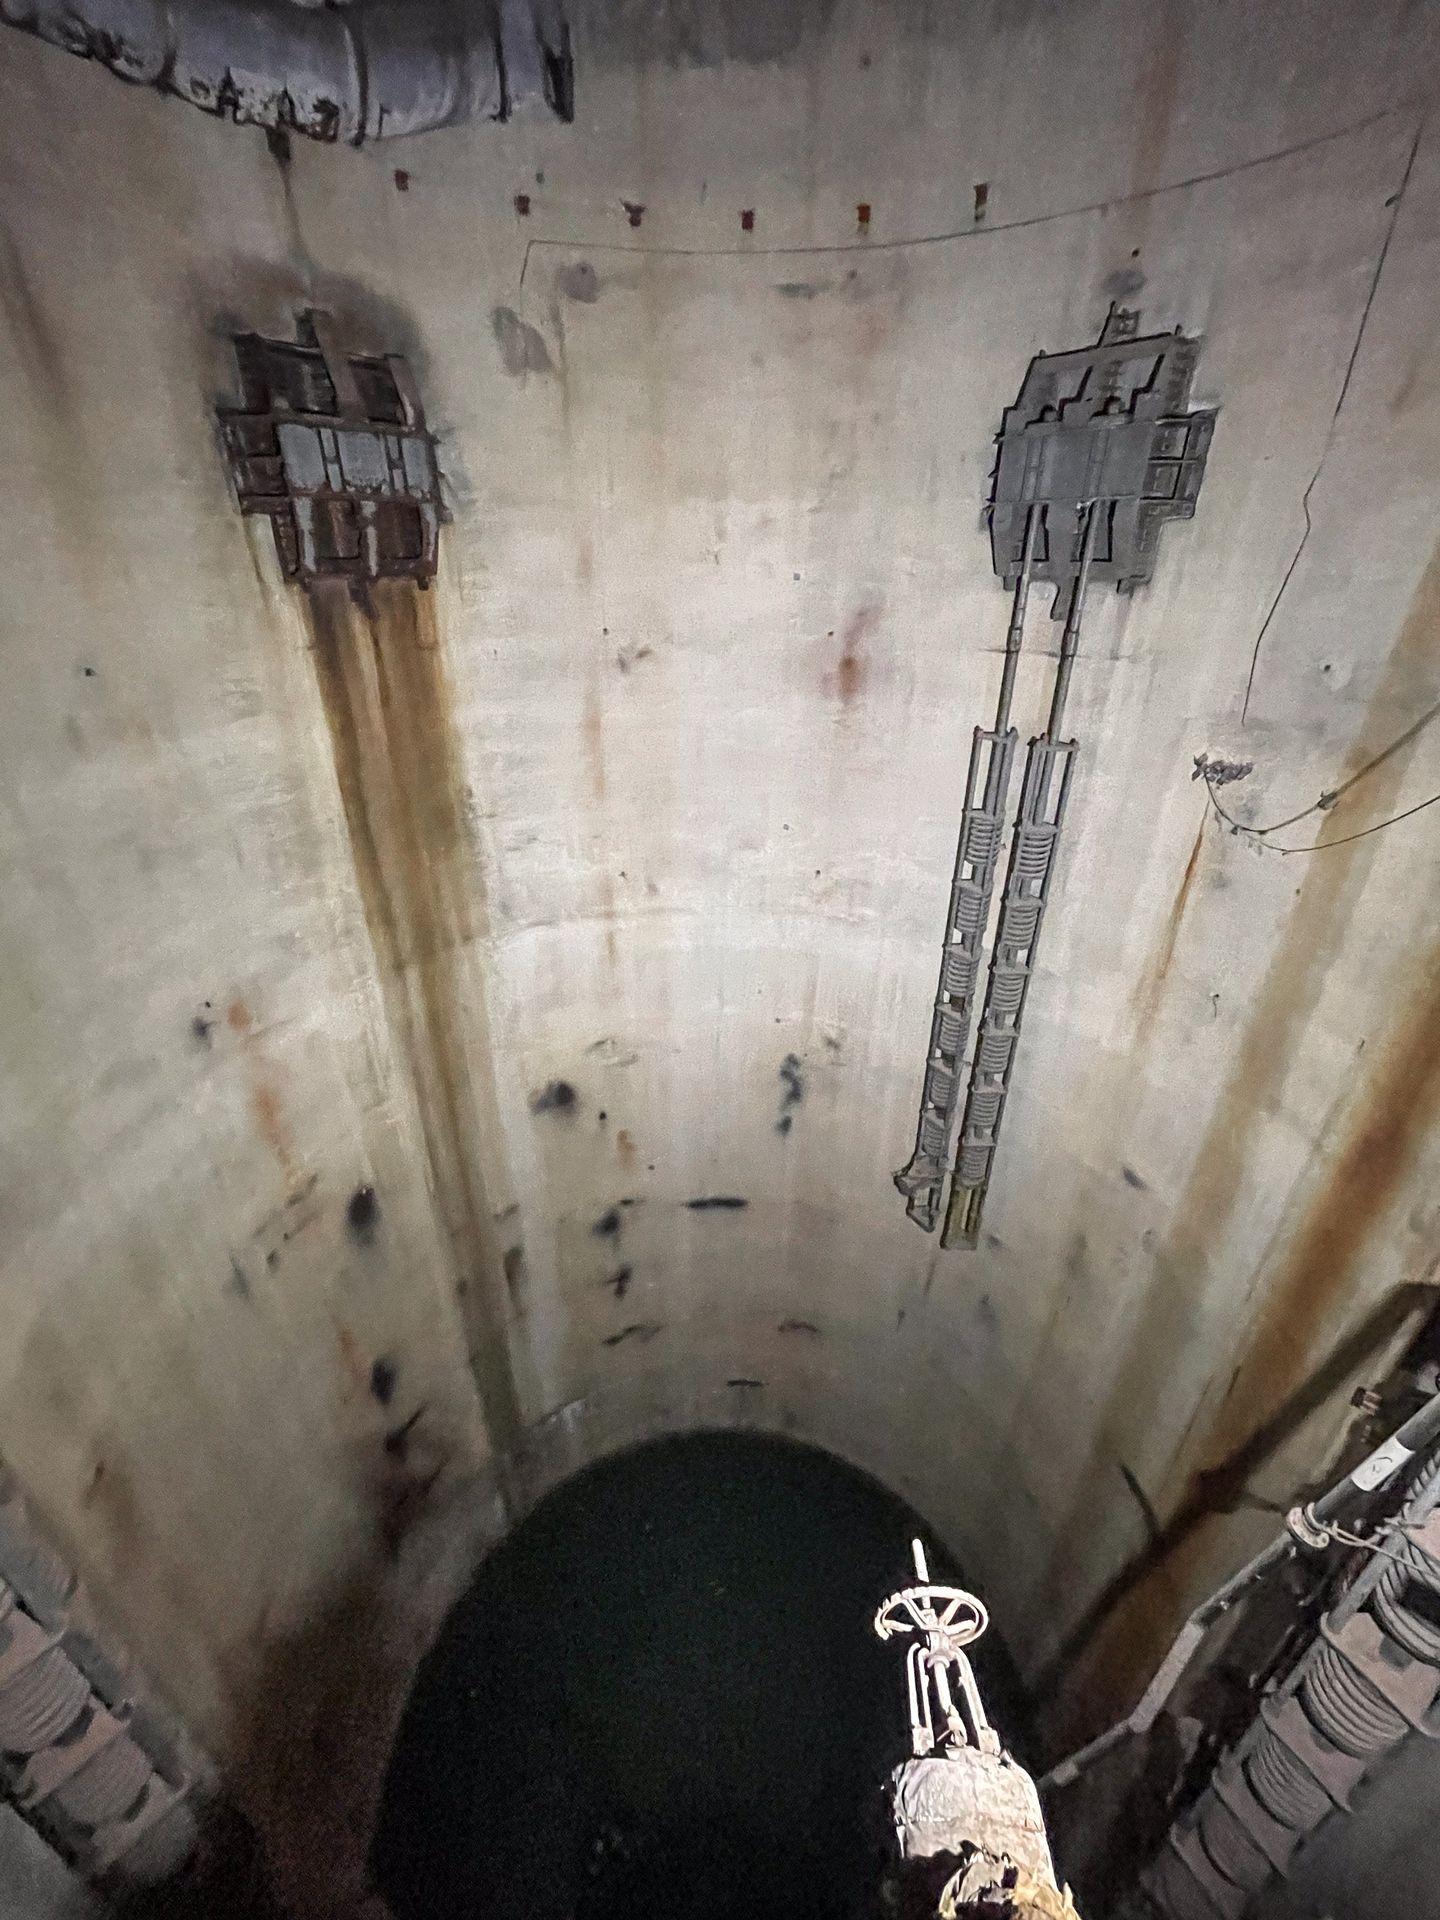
[1285,1502,1333,1551]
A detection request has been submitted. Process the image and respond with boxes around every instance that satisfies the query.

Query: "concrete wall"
[3,0,1440,1903]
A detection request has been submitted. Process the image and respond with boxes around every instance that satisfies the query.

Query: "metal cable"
[1243,1733,1331,1829]
[1371,1527,1440,1662]
[1299,1639,1408,1755]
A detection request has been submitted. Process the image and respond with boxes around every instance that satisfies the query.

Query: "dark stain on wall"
[240,1175,322,1283]
[581,682,607,807]
[1117,1461,1161,1545]
[593,1206,623,1238]
[530,1079,579,1115]
[1103,264,1147,301]
[604,1265,633,1298]
[383,1406,425,1462]
[491,306,554,378]
[370,1357,398,1407]
[1130,817,1206,1047]
[503,1244,528,1303]
[825,604,879,706]
[603,1323,661,1348]
[348,1184,379,1241]
[303,579,521,1444]
[1128,3,1187,201]
[336,1325,370,1400]
[0,223,71,415]
[224,1571,403,1915]
[777,1053,805,1137]
[1200,941,1440,1475]
[218,1356,468,1913]
[225,998,304,1190]
[556,261,600,303]
[685,1196,749,1211]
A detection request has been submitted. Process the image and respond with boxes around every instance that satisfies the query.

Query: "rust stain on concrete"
[223,1527,430,1915]
[1067,946,1440,1728]
[1202,939,1440,1472]
[249,1081,299,1186]
[582,679,607,804]
[335,1324,370,1401]
[824,604,879,707]
[224,998,301,1185]
[598,869,619,969]
[1128,3,1186,202]
[304,579,520,1445]
[1052,534,1440,1715]
[1130,816,1206,1047]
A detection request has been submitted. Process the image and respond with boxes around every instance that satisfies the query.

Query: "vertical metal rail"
[942,503,1099,1248]
[894,508,1042,1231]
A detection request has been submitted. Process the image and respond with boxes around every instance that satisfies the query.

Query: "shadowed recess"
[373,1432,1026,1920]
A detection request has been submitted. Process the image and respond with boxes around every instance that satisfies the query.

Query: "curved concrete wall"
[3,0,1440,1898]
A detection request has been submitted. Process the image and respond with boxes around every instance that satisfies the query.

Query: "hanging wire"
[1201,763,1440,856]
[1202,691,1440,834]
[1319,1520,1419,1569]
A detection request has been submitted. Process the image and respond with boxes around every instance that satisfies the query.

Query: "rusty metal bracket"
[896,308,1215,1244]
[219,312,443,587]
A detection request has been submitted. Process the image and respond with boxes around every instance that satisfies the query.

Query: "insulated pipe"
[0,0,573,143]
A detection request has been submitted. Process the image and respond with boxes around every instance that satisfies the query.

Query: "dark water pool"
[374,1431,1025,1920]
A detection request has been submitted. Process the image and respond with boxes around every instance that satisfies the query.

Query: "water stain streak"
[1050,533,1440,1715]
[1130,816,1205,1047]
[305,580,521,1445]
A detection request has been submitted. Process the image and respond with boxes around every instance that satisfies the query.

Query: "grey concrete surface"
[2,1,1440,1908]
